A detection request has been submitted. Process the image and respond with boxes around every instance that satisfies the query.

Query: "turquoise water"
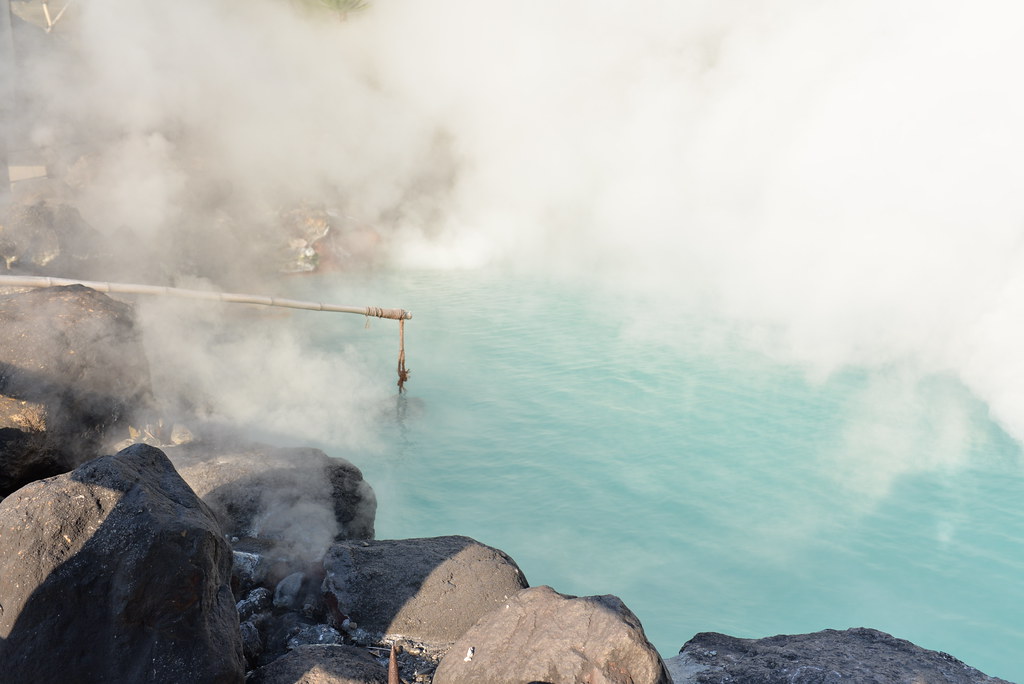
[287,269,1024,682]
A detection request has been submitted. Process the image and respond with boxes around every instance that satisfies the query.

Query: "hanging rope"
[397,317,410,393]
[0,274,413,389]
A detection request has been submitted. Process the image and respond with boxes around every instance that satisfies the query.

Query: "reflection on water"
[285,269,1024,682]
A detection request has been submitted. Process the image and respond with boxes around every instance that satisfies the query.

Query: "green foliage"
[295,0,370,18]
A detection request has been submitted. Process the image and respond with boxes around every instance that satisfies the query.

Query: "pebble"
[237,587,271,621]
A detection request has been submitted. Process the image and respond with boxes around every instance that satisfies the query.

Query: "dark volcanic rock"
[0,285,153,492]
[247,644,387,684]
[322,535,529,649]
[166,442,375,561]
[0,443,244,683]
[666,628,1011,684]
[433,584,671,684]
[0,425,64,493]
[238,586,273,621]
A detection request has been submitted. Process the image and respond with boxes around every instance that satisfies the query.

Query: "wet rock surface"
[433,584,672,684]
[0,443,243,683]
[666,628,1013,684]
[322,535,529,649]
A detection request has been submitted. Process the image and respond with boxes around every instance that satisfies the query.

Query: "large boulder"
[246,645,387,684]
[0,285,153,493]
[666,628,1011,684]
[433,584,671,684]
[0,198,107,278]
[0,443,244,683]
[166,442,376,562]
[322,535,528,649]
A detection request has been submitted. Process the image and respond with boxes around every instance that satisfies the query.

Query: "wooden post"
[0,0,14,210]
[388,643,399,684]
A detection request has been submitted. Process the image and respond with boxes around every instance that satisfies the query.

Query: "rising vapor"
[6,0,1024,445]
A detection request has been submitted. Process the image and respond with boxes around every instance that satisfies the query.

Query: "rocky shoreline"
[0,284,1014,683]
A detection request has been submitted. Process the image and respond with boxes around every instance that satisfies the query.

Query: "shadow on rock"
[238,535,530,681]
[322,536,529,649]
[0,444,243,683]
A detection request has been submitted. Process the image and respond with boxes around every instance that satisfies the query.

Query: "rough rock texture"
[666,628,1012,684]
[0,443,244,683]
[247,644,388,684]
[166,441,376,559]
[322,535,529,648]
[0,424,64,494]
[0,285,153,493]
[433,584,671,684]
[0,198,107,278]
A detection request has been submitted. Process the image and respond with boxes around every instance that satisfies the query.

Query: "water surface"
[288,269,1024,682]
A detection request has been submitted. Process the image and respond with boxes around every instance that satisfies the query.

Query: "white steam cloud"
[8,0,1024,446]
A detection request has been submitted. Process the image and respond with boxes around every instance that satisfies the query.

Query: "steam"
[9,0,1024,453]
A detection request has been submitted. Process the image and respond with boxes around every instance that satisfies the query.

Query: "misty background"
[4,1,1024,676]
[5,0,1024,453]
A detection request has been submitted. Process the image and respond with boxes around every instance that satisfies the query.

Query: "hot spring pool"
[278,268,1024,681]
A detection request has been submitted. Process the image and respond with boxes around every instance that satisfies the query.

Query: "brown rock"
[433,585,671,684]
[247,645,387,684]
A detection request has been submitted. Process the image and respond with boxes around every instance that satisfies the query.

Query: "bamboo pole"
[0,274,412,320]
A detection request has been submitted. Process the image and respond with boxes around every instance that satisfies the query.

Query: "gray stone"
[238,586,273,621]
[247,644,387,684]
[233,549,268,593]
[241,619,265,665]
[0,443,243,683]
[667,628,1011,684]
[287,624,344,650]
[322,535,528,649]
[166,441,375,561]
[434,585,671,684]
[275,571,307,611]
